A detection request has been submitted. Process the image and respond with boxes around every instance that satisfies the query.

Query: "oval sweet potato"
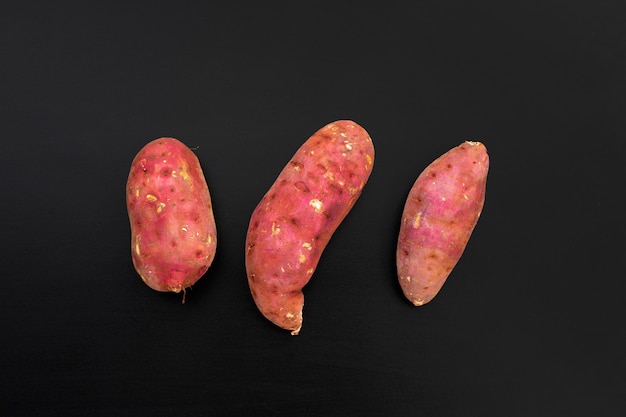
[126,138,217,300]
[245,120,375,334]
[396,141,488,306]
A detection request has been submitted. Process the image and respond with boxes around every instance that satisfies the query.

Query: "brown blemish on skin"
[344,160,358,174]
[327,183,343,195]
[317,132,333,142]
[294,181,310,192]
[289,161,304,171]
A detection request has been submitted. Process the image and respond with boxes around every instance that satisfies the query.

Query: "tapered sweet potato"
[126,138,217,300]
[246,120,375,334]
[397,141,488,306]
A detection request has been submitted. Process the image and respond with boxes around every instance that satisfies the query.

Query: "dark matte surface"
[2,2,625,416]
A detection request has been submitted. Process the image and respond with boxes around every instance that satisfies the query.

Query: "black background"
[2,2,625,416]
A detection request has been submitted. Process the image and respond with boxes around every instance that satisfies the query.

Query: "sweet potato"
[396,141,488,306]
[126,138,217,300]
[245,120,375,334]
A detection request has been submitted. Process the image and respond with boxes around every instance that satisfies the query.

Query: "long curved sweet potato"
[396,141,488,306]
[245,120,375,334]
[126,138,217,300]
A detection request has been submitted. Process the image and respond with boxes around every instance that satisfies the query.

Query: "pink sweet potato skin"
[126,138,217,296]
[246,120,375,334]
[397,141,488,306]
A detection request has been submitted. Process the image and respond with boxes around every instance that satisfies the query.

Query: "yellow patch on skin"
[302,242,312,250]
[271,222,281,236]
[365,154,373,166]
[413,298,426,306]
[146,194,157,202]
[298,252,306,263]
[156,202,166,213]
[134,236,141,256]
[309,199,323,213]
[413,212,422,228]
[179,168,190,181]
